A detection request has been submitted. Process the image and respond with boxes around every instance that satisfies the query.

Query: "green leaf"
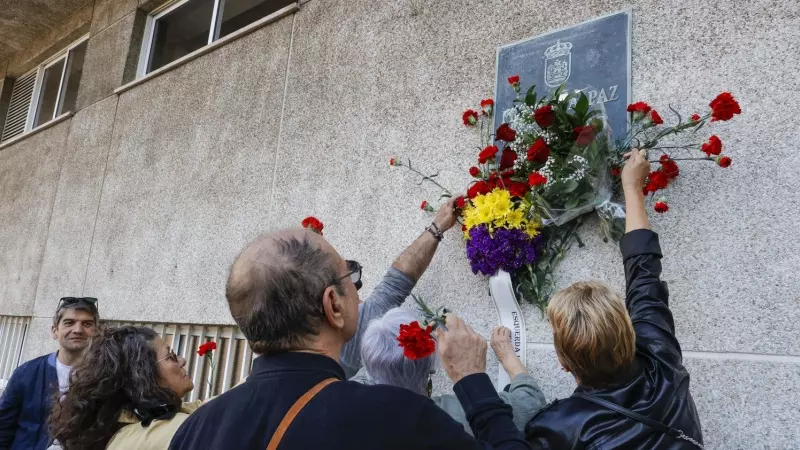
[525,85,537,107]
[575,92,589,117]
[565,198,579,209]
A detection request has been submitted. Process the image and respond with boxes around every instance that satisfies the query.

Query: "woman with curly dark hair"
[48,326,197,450]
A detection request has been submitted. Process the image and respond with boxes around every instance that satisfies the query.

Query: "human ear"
[321,285,345,330]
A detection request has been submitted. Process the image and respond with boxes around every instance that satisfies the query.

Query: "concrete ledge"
[0,112,73,151]
[114,2,299,95]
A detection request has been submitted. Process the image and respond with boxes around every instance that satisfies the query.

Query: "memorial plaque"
[495,10,632,141]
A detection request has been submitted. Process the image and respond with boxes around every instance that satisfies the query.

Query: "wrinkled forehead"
[58,308,97,323]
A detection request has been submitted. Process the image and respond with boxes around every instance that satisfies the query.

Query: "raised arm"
[620,149,681,360]
[340,197,461,377]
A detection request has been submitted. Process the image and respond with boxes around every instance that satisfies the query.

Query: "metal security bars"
[0,316,31,391]
[106,321,255,401]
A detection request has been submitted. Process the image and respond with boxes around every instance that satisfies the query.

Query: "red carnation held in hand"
[533,105,554,128]
[301,216,324,235]
[573,126,597,147]
[197,341,217,356]
[499,149,518,170]
[526,137,550,163]
[495,123,517,142]
[462,109,478,126]
[455,196,466,208]
[528,172,547,187]
[659,155,680,179]
[478,145,499,164]
[701,135,723,156]
[709,92,741,122]
[397,321,436,360]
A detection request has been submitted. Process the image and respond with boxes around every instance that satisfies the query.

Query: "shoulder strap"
[572,392,703,449]
[266,378,338,450]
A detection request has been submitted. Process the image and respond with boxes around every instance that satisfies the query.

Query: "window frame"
[25,35,89,132]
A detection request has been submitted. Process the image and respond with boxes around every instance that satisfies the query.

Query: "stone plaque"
[494,10,632,141]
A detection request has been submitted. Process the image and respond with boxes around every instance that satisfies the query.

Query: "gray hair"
[360,307,437,395]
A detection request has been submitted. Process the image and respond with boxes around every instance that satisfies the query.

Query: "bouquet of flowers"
[392,76,740,310]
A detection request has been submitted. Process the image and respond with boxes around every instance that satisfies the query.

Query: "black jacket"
[170,351,530,450]
[525,229,703,449]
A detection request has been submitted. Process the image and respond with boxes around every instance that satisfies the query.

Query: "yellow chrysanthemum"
[525,219,541,238]
[505,209,525,229]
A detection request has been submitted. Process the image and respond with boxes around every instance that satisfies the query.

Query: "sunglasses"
[58,297,99,310]
[156,347,179,364]
[337,260,363,291]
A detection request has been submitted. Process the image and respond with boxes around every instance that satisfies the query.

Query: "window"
[0,316,30,391]
[0,37,88,143]
[140,0,296,75]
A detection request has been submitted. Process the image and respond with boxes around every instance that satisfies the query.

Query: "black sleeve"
[620,229,682,363]
[0,368,23,447]
[454,373,532,449]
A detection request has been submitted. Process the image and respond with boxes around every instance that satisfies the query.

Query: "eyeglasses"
[156,348,179,364]
[58,297,99,311]
[337,260,363,291]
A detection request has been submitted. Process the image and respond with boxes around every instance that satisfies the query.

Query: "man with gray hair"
[170,203,532,449]
[0,297,99,450]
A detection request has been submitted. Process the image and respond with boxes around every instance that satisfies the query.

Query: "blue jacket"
[170,352,531,450]
[0,353,58,450]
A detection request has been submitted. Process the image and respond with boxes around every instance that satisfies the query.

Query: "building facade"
[0,0,798,447]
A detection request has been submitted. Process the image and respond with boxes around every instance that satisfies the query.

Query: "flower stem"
[649,157,713,163]
[403,165,453,196]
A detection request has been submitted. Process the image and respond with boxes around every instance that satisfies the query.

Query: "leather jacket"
[525,230,703,449]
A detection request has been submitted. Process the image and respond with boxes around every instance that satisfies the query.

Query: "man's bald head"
[226,229,344,354]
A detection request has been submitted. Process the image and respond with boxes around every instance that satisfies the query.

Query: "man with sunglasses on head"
[0,297,99,450]
[170,196,531,449]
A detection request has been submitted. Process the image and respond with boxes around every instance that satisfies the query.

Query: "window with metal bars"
[0,316,31,392]
[105,321,255,401]
[0,36,88,143]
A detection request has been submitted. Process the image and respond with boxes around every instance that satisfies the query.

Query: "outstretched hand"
[621,148,650,193]
[432,195,462,232]
[436,313,487,384]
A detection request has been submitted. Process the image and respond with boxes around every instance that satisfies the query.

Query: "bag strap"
[572,392,703,449]
[266,378,338,450]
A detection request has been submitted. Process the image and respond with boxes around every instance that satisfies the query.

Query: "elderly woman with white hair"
[352,307,547,433]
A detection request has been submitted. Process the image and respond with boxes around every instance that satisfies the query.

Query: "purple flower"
[465,225,541,276]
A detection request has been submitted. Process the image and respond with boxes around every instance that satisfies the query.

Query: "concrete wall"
[1,0,798,447]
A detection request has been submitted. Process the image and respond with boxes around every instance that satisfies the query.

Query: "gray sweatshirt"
[340,267,416,378]
[351,368,547,434]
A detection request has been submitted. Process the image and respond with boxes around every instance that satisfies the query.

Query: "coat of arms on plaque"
[544,40,573,87]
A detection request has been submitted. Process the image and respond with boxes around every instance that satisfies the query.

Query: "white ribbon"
[489,270,527,388]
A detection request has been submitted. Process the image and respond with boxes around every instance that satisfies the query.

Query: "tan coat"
[106,401,203,450]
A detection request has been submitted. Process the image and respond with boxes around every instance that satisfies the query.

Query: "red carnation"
[507,74,520,88]
[462,109,479,126]
[573,126,597,147]
[469,166,480,177]
[659,155,680,179]
[499,149,518,170]
[480,98,494,115]
[467,181,492,199]
[649,110,664,125]
[643,170,670,194]
[627,102,652,114]
[709,92,741,122]
[389,158,396,166]
[301,216,324,235]
[420,200,432,212]
[478,145,499,164]
[716,155,732,168]
[533,105,554,128]
[528,172,547,187]
[397,322,436,360]
[495,123,517,142]
[654,200,669,214]
[701,135,723,156]
[455,196,466,208]
[198,341,217,356]
[508,182,529,198]
[526,137,550,163]
[610,166,621,177]
[690,114,701,122]
[500,169,515,177]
